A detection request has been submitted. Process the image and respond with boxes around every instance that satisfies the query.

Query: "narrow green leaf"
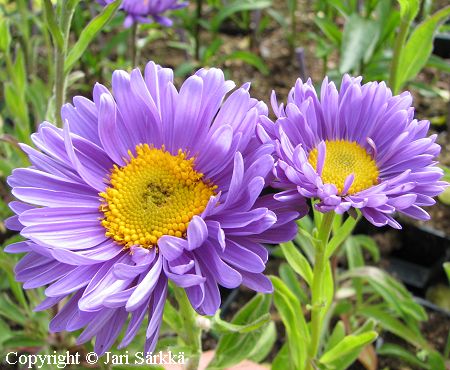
[42,0,64,50]
[326,215,359,258]
[444,262,450,283]
[64,0,121,74]
[162,300,183,333]
[272,343,290,370]
[210,0,272,32]
[319,331,378,365]
[3,335,46,349]
[352,235,380,262]
[396,5,450,90]
[12,49,26,94]
[223,50,270,75]
[397,0,420,22]
[0,294,27,326]
[0,317,12,346]
[0,17,11,52]
[341,266,427,322]
[314,16,342,46]
[202,38,223,63]
[247,321,277,363]
[281,241,313,286]
[358,306,428,348]
[279,263,308,304]
[325,320,346,353]
[271,276,309,370]
[378,343,430,369]
[210,294,273,369]
[212,310,270,334]
[427,55,450,73]
[427,350,446,370]
[340,14,379,73]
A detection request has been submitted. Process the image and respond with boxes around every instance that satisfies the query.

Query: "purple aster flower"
[5,62,305,355]
[260,75,446,229]
[97,0,187,27]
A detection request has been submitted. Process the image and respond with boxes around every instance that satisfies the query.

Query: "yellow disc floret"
[308,140,379,195]
[100,144,217,249]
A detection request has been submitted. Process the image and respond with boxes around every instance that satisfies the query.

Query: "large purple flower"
[98,0,187,27]
[5,62,304,354]
[260,75,446,229]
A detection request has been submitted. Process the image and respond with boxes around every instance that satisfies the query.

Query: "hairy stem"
[389,17,410,94]
[194,0,202,61]
[173,285,202,370]
[307,211,335,370]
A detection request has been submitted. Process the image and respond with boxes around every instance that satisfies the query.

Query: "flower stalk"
[53,0,79,126]
[173,285,202,370]
[389,17,410,94]
[306,211,335,370]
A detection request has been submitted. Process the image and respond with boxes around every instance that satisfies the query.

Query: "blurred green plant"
[170,0,273,76]
[311,0,450,89]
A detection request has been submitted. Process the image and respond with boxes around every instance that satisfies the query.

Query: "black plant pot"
[433,20,450,59]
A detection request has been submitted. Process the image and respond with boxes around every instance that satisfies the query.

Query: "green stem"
[289,0,297,54]
[307,211,335,370]
[172,285,202,370]
[389,17,410,94]
[194,0,203,61]
[54,0,78,126]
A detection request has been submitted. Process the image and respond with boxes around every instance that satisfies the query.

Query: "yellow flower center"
[308,140,379,195]
[100,144,217,249]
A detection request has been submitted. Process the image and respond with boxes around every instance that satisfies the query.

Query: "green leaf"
[319,331,378,366]
[64,0,121,74]
[0,293,27,326]
[271,276,308,370]
[272,343,290,370]
[247,321,277,363]
[11,49,26,97]
[3,334,46,349]
[378,343,429,369]
[209,294,273,369]
[0,16,11,52]
[358,306,428,348]
[444,262,450,283]
[351,235,380,262]
[339,14,380,73]
[210,0,272,32]
[314,16,342,46]
[0,317,12,346]
[162,300,183,334]
[396,5,450,91]
[324,320,346,353]
[0,248,28,312]
[344,237,364,269]
[279,263,308,304]
[223,51,270,75]
[427,350,446,370]
[326,215,359,258]
[42,0,64,50]
[341,266,427,322]
[397,0,420,22]
[427,55,450,73]
[281,241,313,286]
[202,38,223,63]
[212,310,270,334]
